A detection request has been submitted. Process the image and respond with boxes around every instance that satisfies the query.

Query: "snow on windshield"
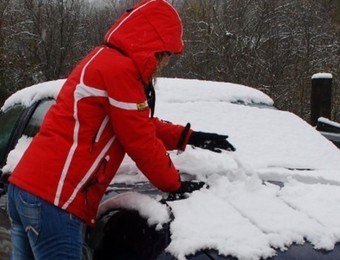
[3,78,340,260]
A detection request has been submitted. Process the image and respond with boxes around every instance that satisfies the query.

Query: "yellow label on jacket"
[137,101,148,111]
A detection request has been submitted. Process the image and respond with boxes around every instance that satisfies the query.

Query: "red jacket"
[9,0,191,225]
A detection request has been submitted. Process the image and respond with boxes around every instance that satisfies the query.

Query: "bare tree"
[166,0,340,122]
[0,0,11,104]
[1,0,339,122]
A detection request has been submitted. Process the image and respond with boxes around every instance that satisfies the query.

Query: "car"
[316,117,340,149]
[1,78,340,260]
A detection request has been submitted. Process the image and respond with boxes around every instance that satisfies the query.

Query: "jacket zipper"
[90,116,109,153]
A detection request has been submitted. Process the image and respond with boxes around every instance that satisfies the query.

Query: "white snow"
[311,73,333,79]
[3,77,340,260]
[97,192,170,230]
[1,79,64,112]
[318,117,340,128]
[2,136,32,173]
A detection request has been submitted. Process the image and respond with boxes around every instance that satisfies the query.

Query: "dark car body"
[1,79,340,260]
[317,118,340,149]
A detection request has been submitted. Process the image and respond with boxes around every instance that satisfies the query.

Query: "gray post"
[310,73,333,126]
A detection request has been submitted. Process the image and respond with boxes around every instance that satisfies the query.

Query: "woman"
[7,0,234,259]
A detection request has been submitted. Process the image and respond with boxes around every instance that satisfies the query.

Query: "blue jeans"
[7,184,85,260]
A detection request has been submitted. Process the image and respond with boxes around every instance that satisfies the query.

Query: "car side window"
[23,100,55,137]
[0,105,25,165]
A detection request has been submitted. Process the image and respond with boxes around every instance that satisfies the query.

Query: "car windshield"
[23,100,55,137]
[0,105,25,166]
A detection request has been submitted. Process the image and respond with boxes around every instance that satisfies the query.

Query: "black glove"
[166,181,206,201]
[188,131,236,153]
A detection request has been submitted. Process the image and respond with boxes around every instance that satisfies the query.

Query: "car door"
[0,99,55,168]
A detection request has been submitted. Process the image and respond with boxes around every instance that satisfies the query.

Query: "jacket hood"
[104,0,184,83]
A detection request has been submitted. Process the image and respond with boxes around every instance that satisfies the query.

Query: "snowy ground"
[2,78,340,260]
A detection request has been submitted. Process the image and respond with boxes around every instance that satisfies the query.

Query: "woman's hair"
[155,51,172,60]
[153,51,172,78]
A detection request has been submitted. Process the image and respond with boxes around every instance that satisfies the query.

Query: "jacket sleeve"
[105,66,181,192]
[151,118,192,151]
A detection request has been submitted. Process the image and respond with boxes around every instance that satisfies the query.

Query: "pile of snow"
[3,77,340,260]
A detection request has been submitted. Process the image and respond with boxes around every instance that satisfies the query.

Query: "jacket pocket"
[90,116,109,153]
[17,189,42,245]
[81,155,110,195]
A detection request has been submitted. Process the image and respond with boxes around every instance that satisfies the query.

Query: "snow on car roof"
[1,77,273,111]
[156,78,274,106]
[0,79,64,112]
[3,77,340,259]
